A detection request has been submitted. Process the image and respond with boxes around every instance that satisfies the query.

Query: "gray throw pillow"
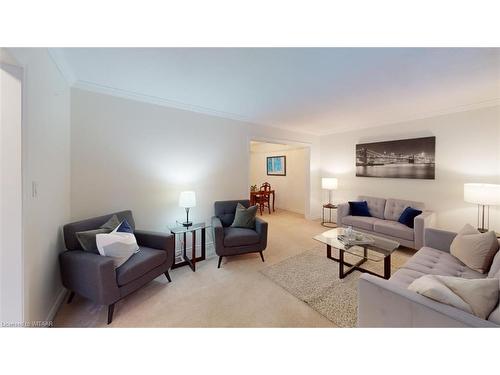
[231,203,258,229]
[75,215,122,252]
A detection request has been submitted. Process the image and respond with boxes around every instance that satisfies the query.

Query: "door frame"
[247,135,312,219]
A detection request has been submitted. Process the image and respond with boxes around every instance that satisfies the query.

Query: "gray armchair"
[212,200,268,268]
[59,210,175,324]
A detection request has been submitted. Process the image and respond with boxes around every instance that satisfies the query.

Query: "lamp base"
[182,221,193,227]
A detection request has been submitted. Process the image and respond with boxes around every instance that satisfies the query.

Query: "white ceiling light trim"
[72,80,319,136]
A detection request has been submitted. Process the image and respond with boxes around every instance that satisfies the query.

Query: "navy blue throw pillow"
[398,207,422,228]
[348,201,371,217]
[116,219,134,234]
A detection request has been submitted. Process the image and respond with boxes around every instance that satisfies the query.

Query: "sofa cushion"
[408,275,499,319]
[450,224,499,274]
[488,242,500,278]
[359,195,386,219]
[401,247,486,279]
[116,246,166,286]
[223,227,260,247]
[341,215,378,231]
[373,219,414,241]
[348,201,371,217]
[384,198,424,221]
[390,268,428,288]
[398,207,422,229]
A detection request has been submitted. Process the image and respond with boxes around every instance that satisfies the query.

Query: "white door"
[0,61,24,325]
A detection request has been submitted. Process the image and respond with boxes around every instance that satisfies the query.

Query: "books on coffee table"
[337,233,375,246]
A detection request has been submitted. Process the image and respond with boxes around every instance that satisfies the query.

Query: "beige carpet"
[261,246,410,327]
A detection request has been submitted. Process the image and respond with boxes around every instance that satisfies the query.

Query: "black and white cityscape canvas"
[356,136,435,179]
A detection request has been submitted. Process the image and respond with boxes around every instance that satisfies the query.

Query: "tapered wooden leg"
[107,304,115,325]
[164,270,171,282]
[259,251,265,262]
[218,256,223,269]
[67,291,75,304]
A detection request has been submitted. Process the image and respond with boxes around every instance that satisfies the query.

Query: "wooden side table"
[321,203,337,228]
[169,222,208,272]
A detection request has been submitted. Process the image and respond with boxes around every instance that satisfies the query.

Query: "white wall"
[8,48,71,323]
[70,88,320,244]
[320,105,500,231]
[250,143,308,215]
[0,52,24,324]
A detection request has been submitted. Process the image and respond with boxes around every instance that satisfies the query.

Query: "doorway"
[1,60,24,325]
[249,140,310,218]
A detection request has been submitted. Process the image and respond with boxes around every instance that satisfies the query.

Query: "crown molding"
[72,80,319,136]
[320,97,500,136]
[47,48,77,85]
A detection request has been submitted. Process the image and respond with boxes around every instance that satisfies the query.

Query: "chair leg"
[218,256,223,269]
[259,203,263,216]
[67,291,75,304]
[164,270,171,282]
[267,202,271,214]
[259,251,265,262]
[107,304,115,325]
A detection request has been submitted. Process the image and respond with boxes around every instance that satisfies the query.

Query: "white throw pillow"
[450,224,499,274]
[96,220,139,267]
[408,275,499,319]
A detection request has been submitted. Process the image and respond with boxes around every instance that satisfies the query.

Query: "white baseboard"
[46,287,67,323]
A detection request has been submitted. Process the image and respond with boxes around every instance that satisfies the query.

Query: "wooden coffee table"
[313,228,400,279]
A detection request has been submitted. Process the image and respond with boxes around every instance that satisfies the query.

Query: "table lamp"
[322,177,338,206]
[464,183,500,232]
[179,191,196,227]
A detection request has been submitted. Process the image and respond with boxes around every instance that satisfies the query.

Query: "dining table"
[250,190,275,212]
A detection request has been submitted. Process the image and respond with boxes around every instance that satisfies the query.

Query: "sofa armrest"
[211,216,224,250]
[358,274,496,327]
[424,228,457,253]
[336,203,350,226]
[413,211,436,250]
[59,250,120,305]
[255,217,268,245]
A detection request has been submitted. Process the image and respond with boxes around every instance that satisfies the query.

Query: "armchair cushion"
[231,203,258,228]
[74,214,122,253]
[116,247,167,286]
[223,227,260,247]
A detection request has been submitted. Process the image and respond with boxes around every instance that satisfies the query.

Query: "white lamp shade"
[464,183,500,206]
[322,177,338,190]
[179,191,196,208]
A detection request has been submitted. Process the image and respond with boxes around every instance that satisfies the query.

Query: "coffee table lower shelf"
[326,244,391,280]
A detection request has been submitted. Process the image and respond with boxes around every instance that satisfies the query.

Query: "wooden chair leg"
[164,270,171,282]
[259,251,265,262]
[67,291,75,304]
[218,256,223,269]
[107,304,115,325]
[267,200,271,214]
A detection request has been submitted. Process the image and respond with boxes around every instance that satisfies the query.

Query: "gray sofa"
[212,200,268,268]
[337,195,436,249]
[358,228,500,327]
[60,210,175,324]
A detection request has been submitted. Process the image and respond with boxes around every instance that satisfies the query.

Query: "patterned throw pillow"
[75,214,122,253]
[96,220,140,267]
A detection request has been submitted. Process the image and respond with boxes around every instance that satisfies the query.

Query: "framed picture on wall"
[355,136,435,179]
[267,156,286,176]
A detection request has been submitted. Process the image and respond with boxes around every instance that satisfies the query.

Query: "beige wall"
[250,143,309,215]
[320,105,500,231]
[8,48,71,323]
[70,88,321,239]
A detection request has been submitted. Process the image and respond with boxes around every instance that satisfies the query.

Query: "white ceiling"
[53,48,500,135]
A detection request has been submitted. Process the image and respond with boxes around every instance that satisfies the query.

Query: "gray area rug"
[261,246,410,327]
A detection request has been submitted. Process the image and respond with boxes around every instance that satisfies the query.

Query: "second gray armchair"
[212,200,268,268]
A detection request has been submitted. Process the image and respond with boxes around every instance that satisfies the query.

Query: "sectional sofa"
[358,227,500,327]
[337,195,436,249]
